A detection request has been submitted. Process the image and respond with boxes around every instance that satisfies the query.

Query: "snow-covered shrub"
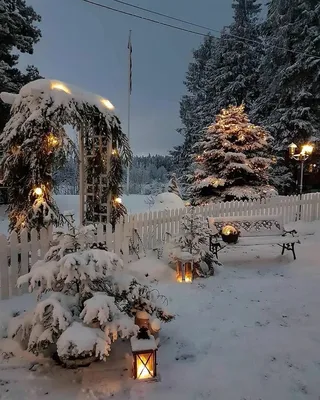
[168,207,215,275]
[9,225,173,367]
[153,192,185,211]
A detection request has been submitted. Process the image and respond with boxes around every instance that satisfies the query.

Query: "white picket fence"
[1,192,320,300]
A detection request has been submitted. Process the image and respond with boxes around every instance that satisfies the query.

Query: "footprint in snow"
[255,320,270,327]
[175,353,196,362]
[291,379,308,395]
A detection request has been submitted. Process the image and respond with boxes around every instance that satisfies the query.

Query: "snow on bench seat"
[214,235,300,247]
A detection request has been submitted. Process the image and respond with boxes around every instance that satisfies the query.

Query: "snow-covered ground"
[1,222,320,399]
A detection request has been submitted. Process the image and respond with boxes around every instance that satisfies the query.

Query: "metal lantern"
[176,253,194,283]
[288,142,298,158]
[131,330,157,380]
[301,144,313,156]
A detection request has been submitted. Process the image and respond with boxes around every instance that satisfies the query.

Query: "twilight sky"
[21,0,251,155]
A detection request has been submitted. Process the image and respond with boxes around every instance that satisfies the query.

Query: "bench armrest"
[283,228,298,237]
[209,232,220,241]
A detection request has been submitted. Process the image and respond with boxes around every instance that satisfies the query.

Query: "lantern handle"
[148,288,169,306]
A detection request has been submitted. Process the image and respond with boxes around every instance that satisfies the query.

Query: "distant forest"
[54,154,174,195]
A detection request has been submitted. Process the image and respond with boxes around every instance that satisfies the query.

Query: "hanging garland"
[0,79,132,232]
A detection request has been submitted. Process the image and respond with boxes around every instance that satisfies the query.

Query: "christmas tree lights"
[189,104,277,203]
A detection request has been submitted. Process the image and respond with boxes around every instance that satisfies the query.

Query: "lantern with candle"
[131,327,158,380]
[220,224,240,244]
[176,252,194,283]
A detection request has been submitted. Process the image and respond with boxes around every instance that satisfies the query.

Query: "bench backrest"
[208,214,284,237]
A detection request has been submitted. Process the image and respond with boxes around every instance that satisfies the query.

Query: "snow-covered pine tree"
[173,2,263,187]
[252,0,320,192]
[167,173,181,197]
[172,35,217,183]
[0,0,42,132]
[206,0,263,114]
[169,207,215,275]
[189,104,277,203]
[9,225,173,367]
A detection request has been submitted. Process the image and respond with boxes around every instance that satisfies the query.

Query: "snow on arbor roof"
[16,78,116,115]
[0,92,17,105]
[0,79,122,145]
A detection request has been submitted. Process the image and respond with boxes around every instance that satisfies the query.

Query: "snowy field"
[1,221,320,399]
[0,195,149,234]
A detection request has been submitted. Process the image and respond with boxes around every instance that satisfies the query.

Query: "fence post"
[0,234,9,300]
[114,218,122,257]
[121,215,130,265]
[20,228,29,295]
[9,231,19,297]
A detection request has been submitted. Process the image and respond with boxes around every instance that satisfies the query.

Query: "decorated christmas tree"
[188,104,277,204]
[8,225,173,367]
[167,173,181,198]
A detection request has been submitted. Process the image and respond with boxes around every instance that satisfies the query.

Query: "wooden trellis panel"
[81,129,112,225]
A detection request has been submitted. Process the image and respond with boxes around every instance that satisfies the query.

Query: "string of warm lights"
[190,104,276,203]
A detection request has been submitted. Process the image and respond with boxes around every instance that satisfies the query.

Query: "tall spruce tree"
[188,104,277,204]
[172,35,217,182]
[0,0,42,132]
[205,0,262,114]
[253,0,320,191]
[173,1,263,189]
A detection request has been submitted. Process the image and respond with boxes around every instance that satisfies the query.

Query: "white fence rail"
[1,192,320,300]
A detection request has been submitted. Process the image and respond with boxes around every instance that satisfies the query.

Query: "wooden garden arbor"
[0,79,131,231]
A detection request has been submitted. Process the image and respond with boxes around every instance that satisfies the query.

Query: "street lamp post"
[288,142,313,219]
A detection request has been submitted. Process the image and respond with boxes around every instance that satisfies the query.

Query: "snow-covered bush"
[153,192,185,211]
[168,207,215,275]
[8,225,173,367]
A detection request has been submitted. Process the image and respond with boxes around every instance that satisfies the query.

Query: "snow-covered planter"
[8,225,173,368]
[220,225,240,244]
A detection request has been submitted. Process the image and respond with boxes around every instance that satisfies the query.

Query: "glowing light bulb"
[301,144,313,155]
[47,132,59,147]
[34,187,43,197]
[114,197,122,204]
[50,82,71,94]
[101,98,114,110]
[112,149,118,156]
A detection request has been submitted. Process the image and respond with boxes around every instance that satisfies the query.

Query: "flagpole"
[126,30,132,195]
